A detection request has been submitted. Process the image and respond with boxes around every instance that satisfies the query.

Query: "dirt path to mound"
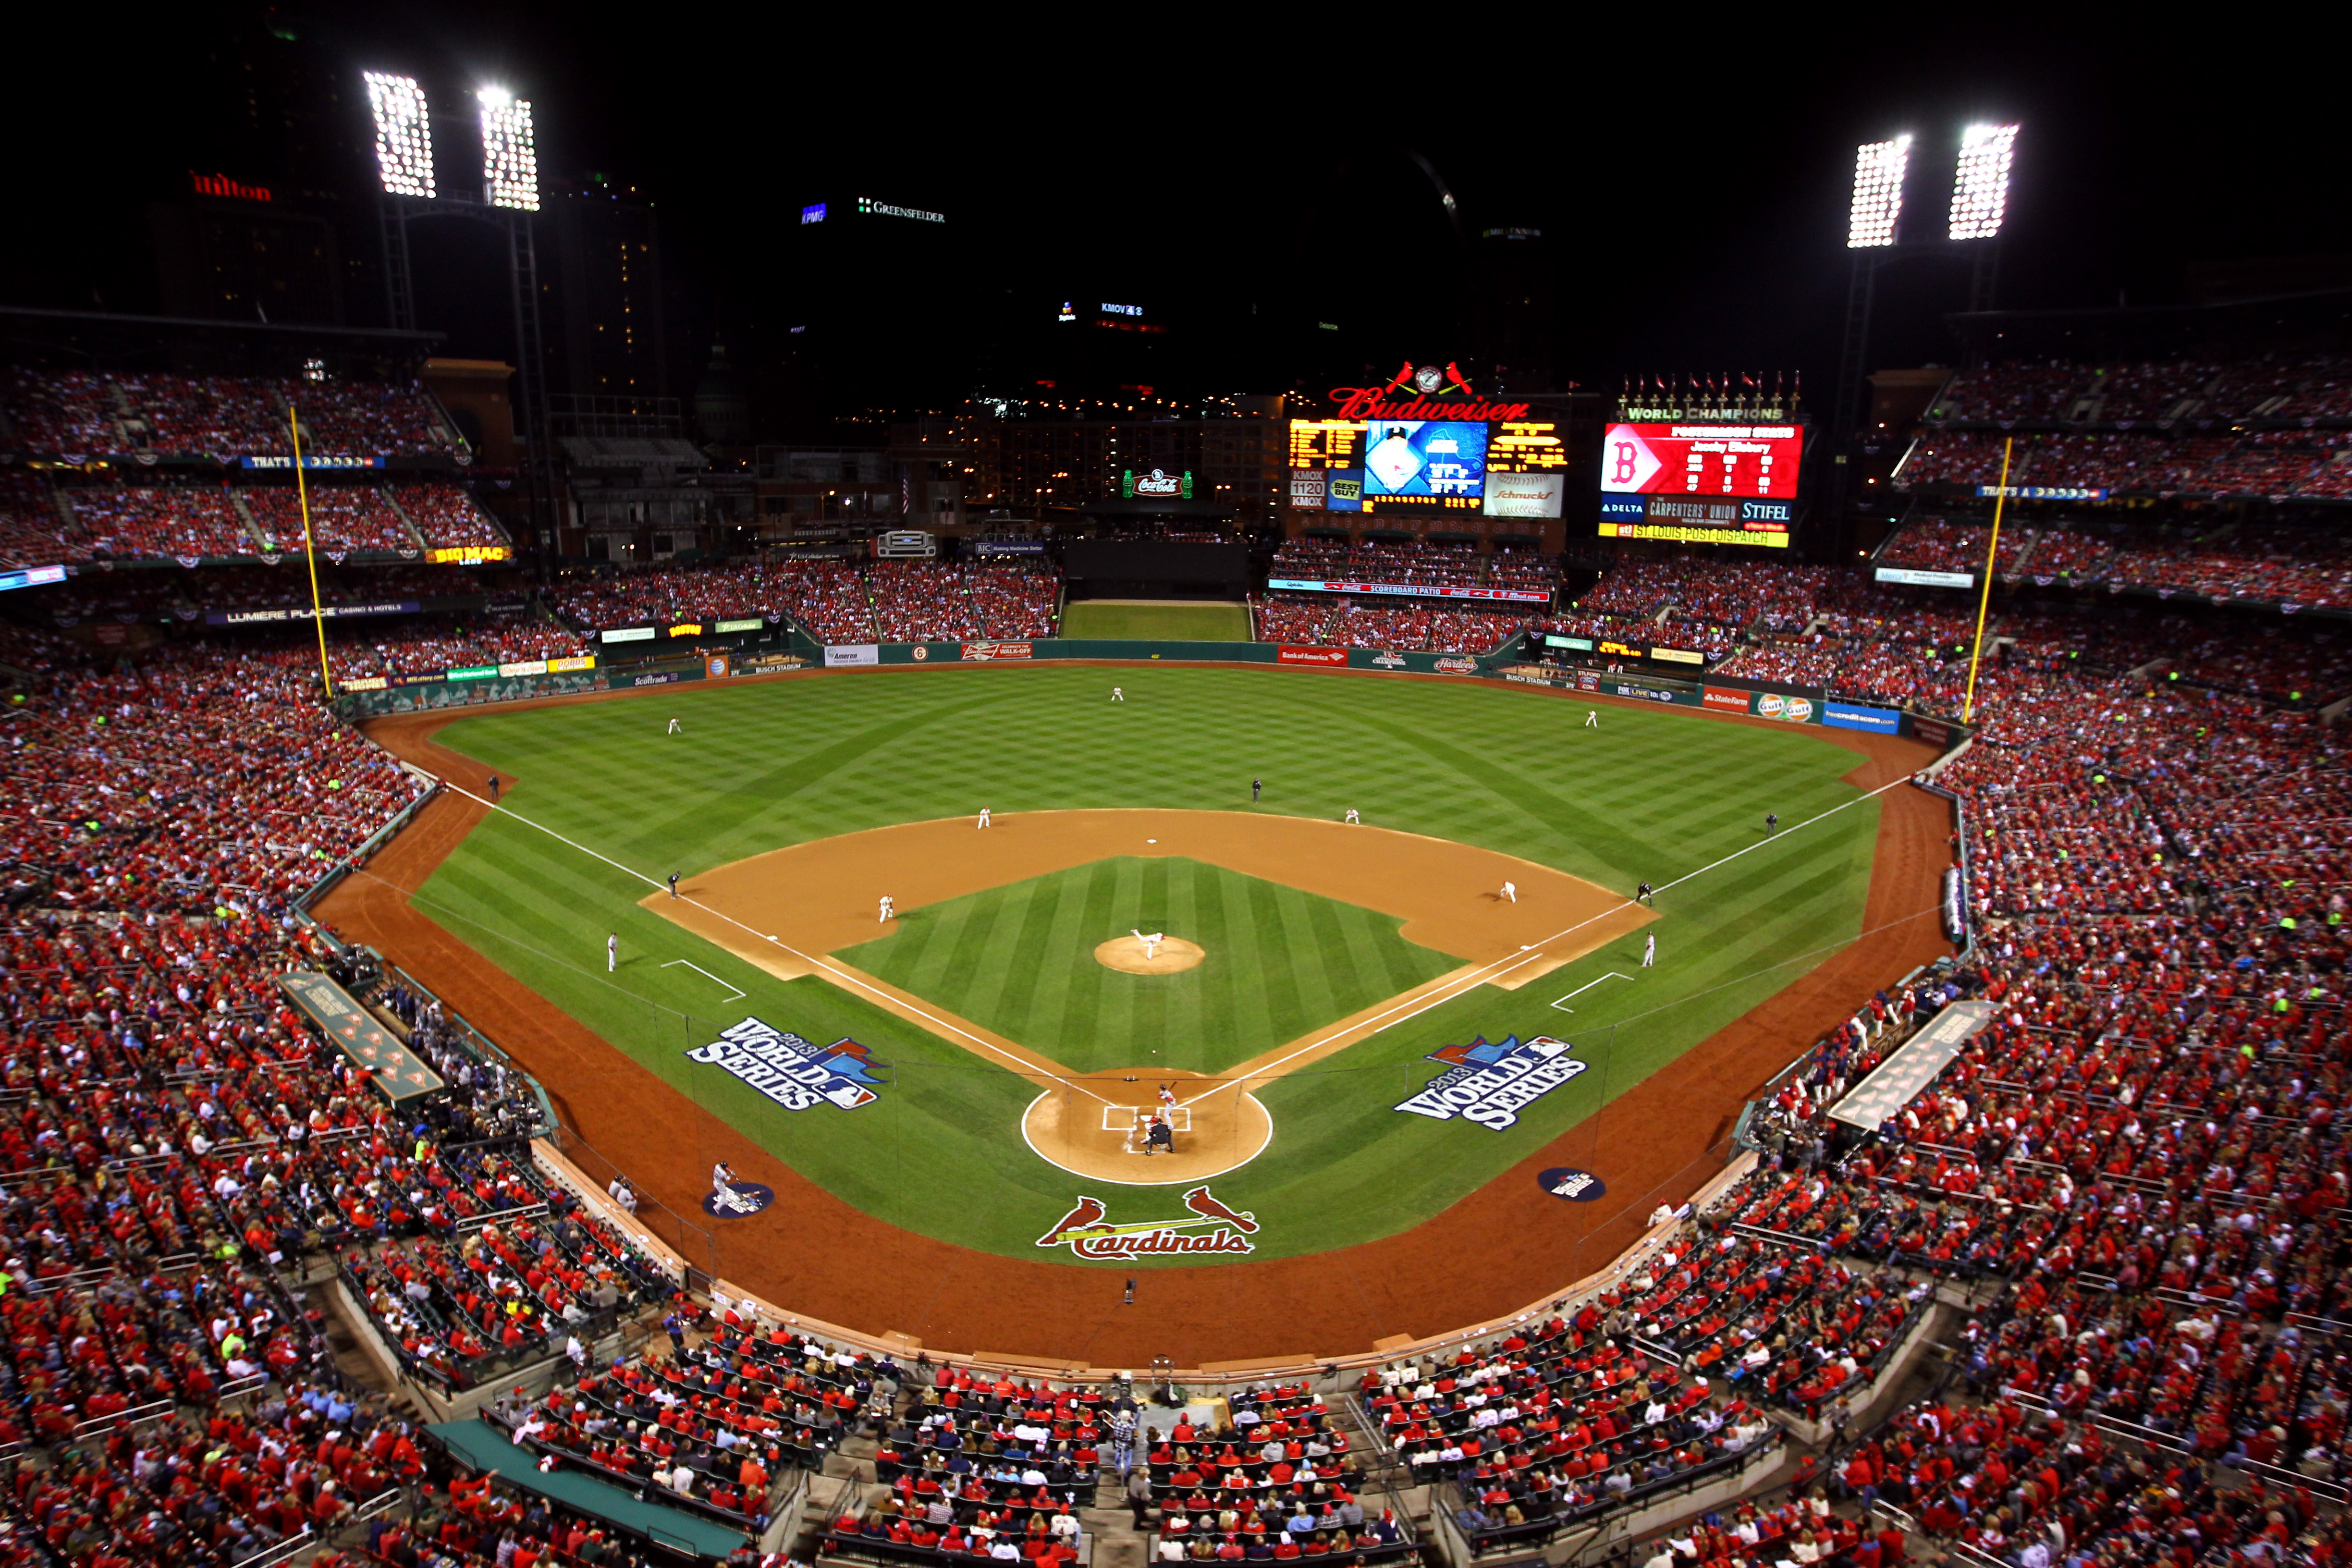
[323,671,1950,1366]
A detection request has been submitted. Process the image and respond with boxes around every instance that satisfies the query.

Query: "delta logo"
[1035,1186,1260,1260]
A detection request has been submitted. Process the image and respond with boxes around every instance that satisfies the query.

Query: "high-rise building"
[1470,227,1555,392]
[775,194,966,424]
[549,176,669,400]
[149,171,346,325]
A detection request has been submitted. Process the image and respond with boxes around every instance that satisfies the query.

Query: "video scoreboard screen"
[1601,423,1800,500]
[1289,416,1565,518]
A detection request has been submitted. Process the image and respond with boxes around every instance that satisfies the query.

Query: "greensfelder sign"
[279,972,446,1103]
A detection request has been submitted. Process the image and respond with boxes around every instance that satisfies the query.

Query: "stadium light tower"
[365,72,436,198]
[1846,135,1910,249]
[365,70,554,557]
[478,87,541,212]
[1947,122,2018,240]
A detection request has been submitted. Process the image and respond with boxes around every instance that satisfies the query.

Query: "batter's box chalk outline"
[1102,1105,1191,1134]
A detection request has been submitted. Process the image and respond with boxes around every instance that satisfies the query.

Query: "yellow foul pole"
[1960,436,2013,724]
[290,406,334,697]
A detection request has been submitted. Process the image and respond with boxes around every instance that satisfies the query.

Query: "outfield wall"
[330,638,1972,750]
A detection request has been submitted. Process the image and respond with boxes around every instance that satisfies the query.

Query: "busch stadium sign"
[1395,1034,1590,1130]
[685,1017,885,1111]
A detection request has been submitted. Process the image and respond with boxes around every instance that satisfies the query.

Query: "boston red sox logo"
[1035,1186,1260,1260]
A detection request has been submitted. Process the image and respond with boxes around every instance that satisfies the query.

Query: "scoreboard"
[1601,423,1801,501]
[1289,416,1565,518]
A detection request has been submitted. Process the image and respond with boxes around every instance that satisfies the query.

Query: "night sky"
[10,9,2347,418]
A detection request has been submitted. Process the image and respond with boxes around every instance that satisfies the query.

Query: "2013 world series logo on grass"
[684,1017,885,1111]
[1394,1035,1590,1130]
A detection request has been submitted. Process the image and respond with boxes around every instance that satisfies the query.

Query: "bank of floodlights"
[365,72,436,198]
[1947,122,2019,240]
[1847,135,1910,248]
[478,86,541,211]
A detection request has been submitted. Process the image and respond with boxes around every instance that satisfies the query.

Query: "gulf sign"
[1602,423,1801,500]
[1752,690,1818,723]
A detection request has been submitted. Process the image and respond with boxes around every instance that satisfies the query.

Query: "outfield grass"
[841,856,1458,1075]
[1059,600,1251,640]
[416,664,1879,1263]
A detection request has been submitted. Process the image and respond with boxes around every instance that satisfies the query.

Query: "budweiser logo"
[1329,387,1532,423]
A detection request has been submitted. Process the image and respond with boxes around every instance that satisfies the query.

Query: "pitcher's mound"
[1095,935,1204,974]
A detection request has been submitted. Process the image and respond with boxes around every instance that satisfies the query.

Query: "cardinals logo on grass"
[1034,1186,1260,1260]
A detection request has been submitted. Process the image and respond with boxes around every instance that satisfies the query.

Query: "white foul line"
[435,781,1114,1102]
[1550,972,1631,1014]
[1178,770,1921,1106]
[662,958,747,1003]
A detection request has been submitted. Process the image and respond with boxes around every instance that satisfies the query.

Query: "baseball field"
[324,662,1948,1360]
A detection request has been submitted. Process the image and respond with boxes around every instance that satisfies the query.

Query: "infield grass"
[841,857,1458,1075]
[1059,600,1250,640]
[412,663,1883,1263]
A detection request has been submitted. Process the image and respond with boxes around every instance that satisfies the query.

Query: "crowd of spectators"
[2,368,462,458]
[328,613,587,679]
[1250,594,1530,653]
[66,484,258,560]
[1929,355,2352,423]
[1269,539,1555,595]
[1900,428,2352,501]
[546,558,1059,642]
[242,487,418,554]
[390,487,511,551]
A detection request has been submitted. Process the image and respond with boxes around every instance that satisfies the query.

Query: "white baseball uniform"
[978,808,991,829]
[879,896,894,922]
[607,934,618,971]
[1111,687,1124,701]
[1585,710,1598,727]
[1642,933,1656,967]
[1501,882,1517,904]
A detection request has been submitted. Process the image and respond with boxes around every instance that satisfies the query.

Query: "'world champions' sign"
[1394,1034,1589,1130]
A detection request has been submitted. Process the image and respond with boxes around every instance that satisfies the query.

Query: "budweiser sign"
[1330,387,1531,423]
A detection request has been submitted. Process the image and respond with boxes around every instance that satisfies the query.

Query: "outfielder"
[1111,686,1124,701]
[1344,808,1360,824]
[667,718,682,734]
[606,933,618,972]
[978,807,992,829]
[1642,932,1656,968]
[1584,710,1598,728]
[879,895,895,923]
[1500,881,1517,904]
[1132,929,1164,961]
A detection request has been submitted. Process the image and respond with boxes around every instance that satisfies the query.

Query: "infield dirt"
[319,666,1949,1366]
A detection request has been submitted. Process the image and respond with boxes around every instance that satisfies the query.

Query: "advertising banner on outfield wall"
[1352,649,1483,674]
[1278,645,1348,666]
[961,640,1034,661]
[825,644,880,666]
[1911,715,1958,748]
[1824,700,1902,733]
[1750,690,1820,723]
[737,652,811,673]
[1702,686,1753,713]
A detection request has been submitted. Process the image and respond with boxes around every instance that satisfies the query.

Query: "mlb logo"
[1538,1166,1607,1201]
